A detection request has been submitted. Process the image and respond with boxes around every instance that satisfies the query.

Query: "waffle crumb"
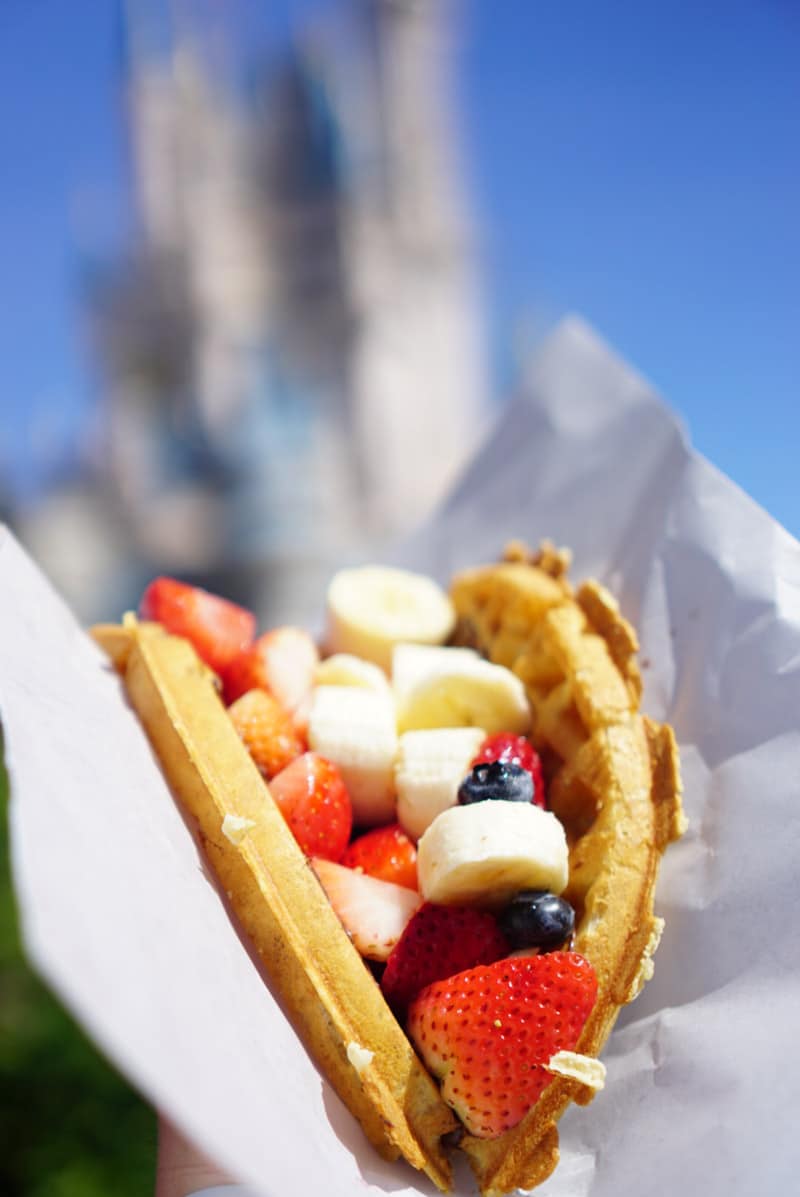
[503,538,573,579]
[221,813,257,845]
[627,916,665,1001]
[347,1041,374,1075]
[545,1050,606,1090]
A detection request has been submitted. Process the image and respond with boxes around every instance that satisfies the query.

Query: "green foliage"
[0,746,156,1197]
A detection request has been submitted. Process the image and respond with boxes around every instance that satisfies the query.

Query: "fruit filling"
[137,565,595,1141]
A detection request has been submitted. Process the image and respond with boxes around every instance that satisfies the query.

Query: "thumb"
[154,1115,239,1197]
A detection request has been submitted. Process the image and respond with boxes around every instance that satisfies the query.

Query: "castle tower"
[83,0,487,625]
[345,0,488,537]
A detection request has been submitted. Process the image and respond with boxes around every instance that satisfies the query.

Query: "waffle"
[91,619,457,1190]
[449,544,685,1194]
[92,543,684,1196]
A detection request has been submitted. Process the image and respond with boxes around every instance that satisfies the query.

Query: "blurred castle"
[16,0,488,625]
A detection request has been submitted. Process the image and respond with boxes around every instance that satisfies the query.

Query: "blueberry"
[498,890,575,951]
[457,761,534,805]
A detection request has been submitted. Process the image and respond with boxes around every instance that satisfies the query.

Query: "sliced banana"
[394,646,531,736]
[395,727,486,841]
[417,802,568,907]
[392,644,480,707]
[308,685,398,825]
[315,653,391,693]
[326,566,456,674]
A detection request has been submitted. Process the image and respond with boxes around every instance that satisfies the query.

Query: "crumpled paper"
[2,316,799,1196]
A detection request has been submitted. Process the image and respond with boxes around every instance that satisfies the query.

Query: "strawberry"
[140,577,256,676]
[381,904,509,1017]
[228,690,306,781]
[223,627,319,730]
[311,858,423,960]
[472,732,546,809]
[342,823,418,891]
[407,951,597,1138]
[268,752,352,861]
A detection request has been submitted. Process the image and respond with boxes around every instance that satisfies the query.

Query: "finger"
[154,1115,238,1197]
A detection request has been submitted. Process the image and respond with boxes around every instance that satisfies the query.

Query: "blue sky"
[0,1,797,535]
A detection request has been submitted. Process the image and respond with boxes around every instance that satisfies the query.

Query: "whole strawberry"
[381,903,509,1018]
[269,752,353,861]
[407,951,597,1138]
[472,732,546,808]
[139,577,255,676]
[342,823,418,891]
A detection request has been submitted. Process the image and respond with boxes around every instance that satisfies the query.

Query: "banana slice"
[326,566,456,673]
[395,727,486,841]
[392,644,480,705]
[417,802,568,907]
[394,646,531,736]
[315,653,391,693]
[307,685,398,825]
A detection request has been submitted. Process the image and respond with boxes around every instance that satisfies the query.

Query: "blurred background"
[1,1,797,1194]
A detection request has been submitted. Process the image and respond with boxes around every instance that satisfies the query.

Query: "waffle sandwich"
[92,543,685,1195]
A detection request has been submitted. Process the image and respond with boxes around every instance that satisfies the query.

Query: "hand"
[154,1115,238,1197]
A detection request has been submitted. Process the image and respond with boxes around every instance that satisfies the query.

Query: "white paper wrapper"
[2,316,799,1195]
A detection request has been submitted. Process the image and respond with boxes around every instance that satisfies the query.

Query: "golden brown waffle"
[91,619,456,1191]
[449,545,685,1195]
[92,544,684,1196]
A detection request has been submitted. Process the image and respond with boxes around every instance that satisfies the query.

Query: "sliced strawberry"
[223,627,319,729]
[342,823,418,890]
[269,753,352,861]
[381,904,509,1017]
[140,577,255,676]
[228,690,306,781]
[472,732,546,808]
[311,858,423,961]
[408,951,597,1138]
